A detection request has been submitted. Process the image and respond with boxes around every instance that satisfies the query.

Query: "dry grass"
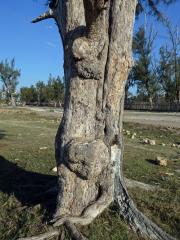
[0,107,179,239]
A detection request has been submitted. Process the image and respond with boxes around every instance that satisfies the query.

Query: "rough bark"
[32,1,177,239]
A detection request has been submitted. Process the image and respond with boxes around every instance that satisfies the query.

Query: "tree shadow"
[0,155,57,219]
[0,130,6,139]
[146,159,158,165]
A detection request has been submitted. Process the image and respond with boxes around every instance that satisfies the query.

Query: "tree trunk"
[53,0,136,224]
[148,95,153,110]
[10,93,16,107]
[32,1,176,239]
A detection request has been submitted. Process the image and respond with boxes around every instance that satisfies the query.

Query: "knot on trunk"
[64,139,109,180]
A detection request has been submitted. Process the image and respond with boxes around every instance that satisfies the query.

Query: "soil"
[123,111,180,129]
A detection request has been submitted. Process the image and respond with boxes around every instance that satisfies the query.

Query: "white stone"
[149,140,156,145]
[52,167,57,172]
[156,156,167,166]
[40,146,48,150]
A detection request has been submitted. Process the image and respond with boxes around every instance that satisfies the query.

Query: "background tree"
[20,0,177,239]
[165,21,180,102]
[47,74,64,107]
[0,59,20,106]
[20,86,38,104]
[132,26,160,107]
[20,75,64,106]
[158,45,176,102]
[36,81,47,105]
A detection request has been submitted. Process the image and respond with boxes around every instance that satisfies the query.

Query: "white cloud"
[46,41,56,48]
[46,25,53,29]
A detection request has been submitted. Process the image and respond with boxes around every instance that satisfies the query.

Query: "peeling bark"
[31,1,177,239]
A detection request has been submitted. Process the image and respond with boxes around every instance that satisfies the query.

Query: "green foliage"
[158,46,177,102]
[127,21,180,104]
[20,74,64,106]
[131,26,160,105]
[20,86,38,103]
[0,58,20,105]
[46,74,64,106]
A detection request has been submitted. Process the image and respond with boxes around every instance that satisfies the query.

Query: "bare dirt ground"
[19,107,180,129]
[123,111,180,129]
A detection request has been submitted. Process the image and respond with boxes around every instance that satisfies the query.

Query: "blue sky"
[0,0,179,90]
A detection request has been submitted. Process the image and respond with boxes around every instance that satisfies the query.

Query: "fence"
[23,102,63,108]
[124,102,180,112]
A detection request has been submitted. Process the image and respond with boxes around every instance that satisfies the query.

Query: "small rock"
[161,143,166,146]
[126,130,131,135]
[142,139,156,145]
[143,138,149,144]
[39,147,48,150]
[164,172,174,176]
[52,167,57,172]
[131,134,135,139]
[156,156,168,167]
[149,140,156,145]
[172,144,176,147]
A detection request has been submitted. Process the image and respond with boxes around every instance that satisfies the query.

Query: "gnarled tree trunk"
[32,1,176,239]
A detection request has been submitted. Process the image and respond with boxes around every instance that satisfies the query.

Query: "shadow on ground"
[0,155,57,219]
[0,130,6,139]
[146,159,158,165]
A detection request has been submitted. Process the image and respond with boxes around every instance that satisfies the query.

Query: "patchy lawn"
[0,107,179,239]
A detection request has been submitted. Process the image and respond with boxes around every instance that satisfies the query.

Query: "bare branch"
[31,10,54,23]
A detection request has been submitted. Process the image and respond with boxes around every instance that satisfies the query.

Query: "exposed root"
[17,229,60,240]
[17,222,87,240]
[64,221,87,240]
[52,216,92,227]
[115,176,177,240]
[52,187,113,227]
[124,177,157,191]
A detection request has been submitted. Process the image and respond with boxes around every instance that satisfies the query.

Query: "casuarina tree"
[0,59,20,106]
[20,0,177,239]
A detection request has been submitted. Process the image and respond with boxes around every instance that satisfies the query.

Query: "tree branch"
[31,10,54,23]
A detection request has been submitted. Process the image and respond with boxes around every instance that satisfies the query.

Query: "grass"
[0,107,179,239]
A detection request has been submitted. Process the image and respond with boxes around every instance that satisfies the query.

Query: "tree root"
[64,221,87,240]
[124,177,157,191]
[115,176,177,240]
[17,222,87,240]
[17,229,60,240]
